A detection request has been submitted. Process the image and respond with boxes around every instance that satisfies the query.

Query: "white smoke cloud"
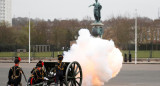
[63,29,123,86]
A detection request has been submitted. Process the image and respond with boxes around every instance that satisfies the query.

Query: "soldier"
[29,60,45,85]
[30,62,38,74]
[27,62,39,83]
[55,55,65,86]
[7,57,23,86]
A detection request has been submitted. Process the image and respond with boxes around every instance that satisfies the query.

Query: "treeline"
[0,16,159,51]
[103,17,160,50]
[0,17,93,51]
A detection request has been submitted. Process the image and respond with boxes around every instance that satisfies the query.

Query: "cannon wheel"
[65,61,82,86]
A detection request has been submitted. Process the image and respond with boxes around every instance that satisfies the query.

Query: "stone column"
[36,45,38,52]
[39,46,41,52]
[91,22,104,38]
[42,45,44,52]
[45,46,47,52]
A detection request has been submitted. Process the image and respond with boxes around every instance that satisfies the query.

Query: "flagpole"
[135,9,137,64]
[29,13,31,63]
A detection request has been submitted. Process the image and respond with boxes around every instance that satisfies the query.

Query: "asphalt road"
[0,63,160,86]
[105,64,160,86]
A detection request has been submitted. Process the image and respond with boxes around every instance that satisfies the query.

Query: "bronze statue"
[89,0,102,22]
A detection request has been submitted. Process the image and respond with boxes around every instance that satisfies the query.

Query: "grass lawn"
[0,51,63,58]
[0,51,160,58]
[122,50,160,58]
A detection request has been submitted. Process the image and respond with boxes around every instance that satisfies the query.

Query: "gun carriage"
[27,61,82,86]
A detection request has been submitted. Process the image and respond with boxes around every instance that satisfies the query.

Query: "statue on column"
[89,0,104,38]
[89,0,102,23]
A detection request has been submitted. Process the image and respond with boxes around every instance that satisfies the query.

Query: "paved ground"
[0,63,160,86]
[105,64,160,86]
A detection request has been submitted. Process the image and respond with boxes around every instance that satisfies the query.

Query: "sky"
[12,0,160,20]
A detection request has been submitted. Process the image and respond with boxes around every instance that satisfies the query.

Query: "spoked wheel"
[65,61,82,86]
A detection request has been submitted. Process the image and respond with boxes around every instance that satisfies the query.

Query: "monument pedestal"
[91,22,104,38]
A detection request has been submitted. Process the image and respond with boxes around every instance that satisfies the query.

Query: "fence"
[122,50,160,58]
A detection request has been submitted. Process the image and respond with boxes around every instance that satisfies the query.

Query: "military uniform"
[29,61,45,85]
[55,55,65,86]
[8,57,22,86]
[28,63,38,83]
[30,66,37,74]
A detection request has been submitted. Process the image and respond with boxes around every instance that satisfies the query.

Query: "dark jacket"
[8,65,22,86]
[29,67,45,85]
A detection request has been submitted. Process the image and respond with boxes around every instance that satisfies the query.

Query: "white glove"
[50,72,53,75]
[54,73,56,76]
[44,77,49,80]
[8,85,11,86]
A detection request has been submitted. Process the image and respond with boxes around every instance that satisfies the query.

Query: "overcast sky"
[12,0,160,20]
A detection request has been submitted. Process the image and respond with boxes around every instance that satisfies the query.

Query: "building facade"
[0,0,12,26]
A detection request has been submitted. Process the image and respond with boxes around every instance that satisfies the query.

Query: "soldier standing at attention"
[7,57,23,86]
[55,55,65,86]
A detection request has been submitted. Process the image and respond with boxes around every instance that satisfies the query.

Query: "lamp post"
[29,13,31,63]
[135,9,137,64]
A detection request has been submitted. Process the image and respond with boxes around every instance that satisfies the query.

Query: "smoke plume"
[63,29,123,86]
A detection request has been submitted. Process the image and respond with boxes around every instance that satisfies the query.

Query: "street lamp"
[135,9,137,64]
[29,13,31,63]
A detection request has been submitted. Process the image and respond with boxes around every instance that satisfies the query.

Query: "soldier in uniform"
[7,57,23,86]
[30,62,39,74]
[27,61,39,83]
[55,55,65,86]
[29,60,45,85]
